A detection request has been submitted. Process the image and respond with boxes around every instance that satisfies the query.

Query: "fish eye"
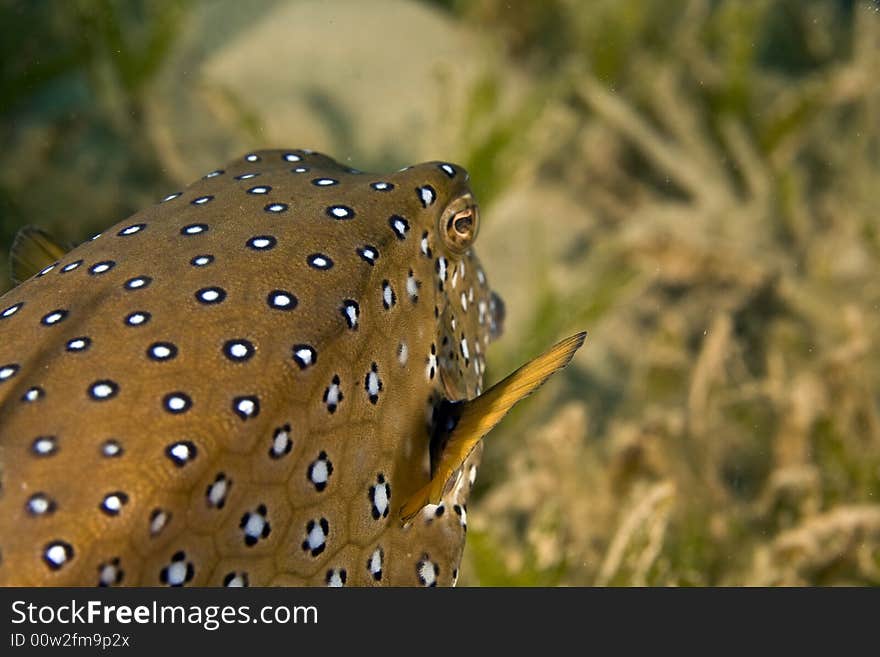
[439,195,479,255]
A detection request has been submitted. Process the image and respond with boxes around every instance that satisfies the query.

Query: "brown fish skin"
[0,149,496,586]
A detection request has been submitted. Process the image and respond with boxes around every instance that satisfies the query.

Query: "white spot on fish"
[101,492,128,515]
[208,477,229,507]
[150,510,170,536]
[426,345,437,380]
[398,342,408,365]
[368,548,383,581]
[309,455,331,489]
[308,254,333,270]
[417,185,436,208]
[98,560,121,586]
[0,364,18,381]
[390,216,409,240]
[370,475,390,519]
[89,381,118,400]
[27,494,53,515]
[44,542,73,570]
[125,312,149,326]
[1,303,23,318]
[234,397,259,419]
[341,300,359,329]
[241,505,269,545]
[303,518,329,556]
[125,276,150,290]
[327,205,354,220]
[358,246,378,264]
[161,552,193,586]
[326,569,346,587]
[167,441,196,465]
[268,290,296,310]
[22,387,43,402]
[365,363,381,404]
[382,281,395,309]
[406,271,419,301]
[101,440,122,457]
[293,346,316,369]
[323,376,342,413]
[417,558,438,587]
[224,573,247,587]
[270,425,292,458]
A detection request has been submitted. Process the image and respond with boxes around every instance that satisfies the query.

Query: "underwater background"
[2,0,878,585]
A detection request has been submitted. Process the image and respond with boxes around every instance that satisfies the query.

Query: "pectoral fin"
[399,331,587,523]
[10,226,69,285]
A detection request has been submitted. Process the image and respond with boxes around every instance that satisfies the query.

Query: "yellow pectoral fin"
[399,331,586,523]
[10,225,70,285]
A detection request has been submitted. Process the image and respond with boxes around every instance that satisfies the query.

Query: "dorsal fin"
[9,225,69,285]
[400,331,587,523]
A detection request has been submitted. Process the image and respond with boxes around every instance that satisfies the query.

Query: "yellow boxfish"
[0,149,584,586]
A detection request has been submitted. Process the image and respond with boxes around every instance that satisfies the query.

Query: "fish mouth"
[428,398,462,478]
[489,291,505,340]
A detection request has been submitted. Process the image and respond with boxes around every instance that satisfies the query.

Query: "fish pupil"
[453,213,473,235]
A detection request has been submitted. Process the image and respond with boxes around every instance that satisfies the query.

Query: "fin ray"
[400,331,586,523]
[9,226,69,285]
